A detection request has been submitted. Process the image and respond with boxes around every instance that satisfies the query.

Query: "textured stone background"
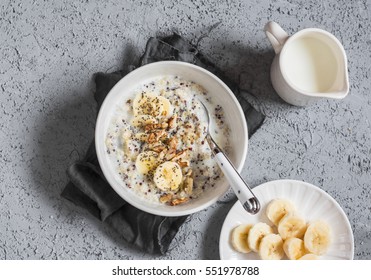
[0,0,370,259]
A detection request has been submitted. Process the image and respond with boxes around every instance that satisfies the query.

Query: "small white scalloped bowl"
[95,61,248,216]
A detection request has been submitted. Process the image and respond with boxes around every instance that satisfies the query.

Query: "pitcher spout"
[326,60,349,99]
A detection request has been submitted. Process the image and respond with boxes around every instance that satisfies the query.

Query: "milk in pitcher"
[281,37,338,93]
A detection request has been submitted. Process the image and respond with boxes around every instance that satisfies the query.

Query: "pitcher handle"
[264,21,289,54]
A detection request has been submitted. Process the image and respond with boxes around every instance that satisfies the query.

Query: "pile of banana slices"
[128,91,194,206]
[231,198,332,260]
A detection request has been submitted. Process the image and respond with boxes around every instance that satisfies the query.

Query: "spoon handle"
[214,152,261,214]
[206,135,260,215]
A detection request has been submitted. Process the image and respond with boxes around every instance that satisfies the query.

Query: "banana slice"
[158,96,172,117]
[247,222,274,252]
[153,161,182,191]
[266,199,296,226]
[298,253,318,260]
[121,131,140,160]
[278,214,307,240]
[133,92,164,117]
[231,224,253,253]
[259,234,284,260]
[304,220,331,255]
[283,237,306,260]
[131,114,158,127]
[123,139,141,160]
[135,151,160,175]
[132,92,156,115]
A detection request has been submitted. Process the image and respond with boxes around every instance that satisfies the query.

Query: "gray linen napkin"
[61,33,265,255]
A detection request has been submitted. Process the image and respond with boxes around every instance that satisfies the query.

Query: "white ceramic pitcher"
[264,21,349,106]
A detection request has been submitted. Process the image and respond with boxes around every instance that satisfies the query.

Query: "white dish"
[95,61,248,217]
[219,179,354,260]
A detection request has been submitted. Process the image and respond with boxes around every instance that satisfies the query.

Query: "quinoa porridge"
[105,75,230,206]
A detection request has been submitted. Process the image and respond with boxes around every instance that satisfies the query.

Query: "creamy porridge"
[105,75,230,206]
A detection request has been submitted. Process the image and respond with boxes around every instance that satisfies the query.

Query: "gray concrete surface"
[0,0,370,260]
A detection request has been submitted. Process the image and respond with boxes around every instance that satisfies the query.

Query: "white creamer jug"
[264,21,349,106]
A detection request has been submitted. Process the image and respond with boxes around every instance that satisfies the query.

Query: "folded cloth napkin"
[62,33,265,255]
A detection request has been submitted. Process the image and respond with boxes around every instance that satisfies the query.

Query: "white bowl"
[95,61,248,216]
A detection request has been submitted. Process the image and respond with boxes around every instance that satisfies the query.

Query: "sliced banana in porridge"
[154,161,183,191]
[135,150,160,175]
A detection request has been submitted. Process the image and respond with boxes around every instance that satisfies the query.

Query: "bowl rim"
[95,61,248,216]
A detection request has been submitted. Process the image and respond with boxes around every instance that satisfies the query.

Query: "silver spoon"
[200,101,261,215]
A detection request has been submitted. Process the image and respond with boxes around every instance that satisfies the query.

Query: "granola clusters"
[105,76,230,205]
